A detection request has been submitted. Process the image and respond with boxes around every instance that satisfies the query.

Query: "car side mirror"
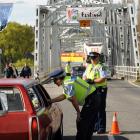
[0,93,8,116]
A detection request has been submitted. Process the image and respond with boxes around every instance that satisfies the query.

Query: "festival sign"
[66,7,104,23]
[78,7,104,20]
[66,8,79,23]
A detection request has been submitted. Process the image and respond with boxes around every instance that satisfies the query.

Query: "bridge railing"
[114,66,140,81]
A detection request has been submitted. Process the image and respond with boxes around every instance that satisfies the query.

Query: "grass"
[133,79,140,86]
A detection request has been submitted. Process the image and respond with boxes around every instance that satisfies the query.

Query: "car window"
[34,84,51,107]
[73,66,85,71]
[27,87,44,111]
[0,101,2,110]
[38,84,51,99]
[0,87,23,111]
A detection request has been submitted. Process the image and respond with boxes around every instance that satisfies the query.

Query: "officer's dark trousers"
[95,87,107,132]
[76,90,101,140]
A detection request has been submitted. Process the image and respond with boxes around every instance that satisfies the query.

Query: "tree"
[0,22,34,65]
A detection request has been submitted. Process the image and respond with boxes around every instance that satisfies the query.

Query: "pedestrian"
[48,68,101,140]
[88,52,108,134]
[4,63,14,78]
[64,61,71,76]
[20,63,32,78]
[9,63,18,78]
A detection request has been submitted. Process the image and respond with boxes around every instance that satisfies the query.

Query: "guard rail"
[115,66,140,81]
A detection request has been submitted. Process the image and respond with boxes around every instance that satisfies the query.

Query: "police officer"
[88,52,107,134]
[64,61,71,76]
[48,68,100,140]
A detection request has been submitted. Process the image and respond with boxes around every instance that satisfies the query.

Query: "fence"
[114,66,140,81]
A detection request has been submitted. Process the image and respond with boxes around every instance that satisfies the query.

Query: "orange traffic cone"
[109,112,121,135]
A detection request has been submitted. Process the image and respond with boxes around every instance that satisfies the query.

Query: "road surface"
[44,79,140,140]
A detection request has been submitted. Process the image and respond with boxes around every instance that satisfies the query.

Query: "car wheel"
[54,123,63,140]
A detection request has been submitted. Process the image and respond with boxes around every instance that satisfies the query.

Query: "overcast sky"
[0,0,132,26]
[0,0,47,26]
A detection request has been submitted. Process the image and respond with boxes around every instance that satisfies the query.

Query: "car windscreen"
[0,87,23,111]
[73,66,85,71]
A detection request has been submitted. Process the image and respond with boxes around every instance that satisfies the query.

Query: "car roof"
[0,78,37,87]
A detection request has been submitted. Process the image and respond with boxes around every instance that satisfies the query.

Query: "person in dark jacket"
[4,63,14,78]
[20,63,32,78]
[9,63,18,78]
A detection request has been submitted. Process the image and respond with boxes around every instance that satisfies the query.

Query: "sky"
[0,0,47,26]
[0,0,133,26]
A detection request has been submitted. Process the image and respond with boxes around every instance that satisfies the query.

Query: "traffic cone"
[109,112,121,135]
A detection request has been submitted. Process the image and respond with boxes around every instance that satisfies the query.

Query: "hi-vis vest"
[63,76,96,106]
[88,63,107,87]
[85,64,93,79]
[65,64,71,74]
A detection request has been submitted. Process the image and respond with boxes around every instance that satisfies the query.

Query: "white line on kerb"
[108,135,115,140]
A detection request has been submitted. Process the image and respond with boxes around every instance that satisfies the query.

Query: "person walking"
[64,61,71,76]
[9,63,18,78]
[88,52,108,134]
[20,63,32,78]
[4,63,14,78]
[48,68,101,140]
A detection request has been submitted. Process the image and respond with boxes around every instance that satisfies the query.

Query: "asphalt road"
[44,79,140,140]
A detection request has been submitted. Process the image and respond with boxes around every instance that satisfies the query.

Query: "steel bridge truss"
[34,0,140,79]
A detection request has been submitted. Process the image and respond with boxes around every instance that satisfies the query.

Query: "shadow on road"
[121,131,140,135]
[63,135,129,140]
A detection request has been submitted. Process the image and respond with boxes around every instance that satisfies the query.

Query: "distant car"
[71,66,86,78]
[104,65,112,80]
[106,69,112,80]
[0,79,63,140]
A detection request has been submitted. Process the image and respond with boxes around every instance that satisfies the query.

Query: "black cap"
[89,52,100,59]
[49,68,66,79]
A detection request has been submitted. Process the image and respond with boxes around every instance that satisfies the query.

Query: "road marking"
[108,135,115,140]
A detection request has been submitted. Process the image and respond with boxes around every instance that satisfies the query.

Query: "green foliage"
[0,22,34,66]
[15,58,34,68]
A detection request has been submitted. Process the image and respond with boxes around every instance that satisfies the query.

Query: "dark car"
[71,66,86,78]
[0,78,63,140]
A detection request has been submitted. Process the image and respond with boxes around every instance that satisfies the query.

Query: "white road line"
[108,135,115,140]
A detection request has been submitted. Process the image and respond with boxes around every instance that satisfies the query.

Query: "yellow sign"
[61,52,85,62]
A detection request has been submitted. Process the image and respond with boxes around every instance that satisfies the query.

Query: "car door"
[0,87,29,140]
[36,84,62,132]
[27,84,58,140]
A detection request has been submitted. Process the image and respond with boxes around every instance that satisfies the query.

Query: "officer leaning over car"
[87,52,108,134]
[48,68,100,140]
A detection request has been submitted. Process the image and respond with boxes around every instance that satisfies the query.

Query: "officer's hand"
[86,79,94,84]
[76,112,81,122]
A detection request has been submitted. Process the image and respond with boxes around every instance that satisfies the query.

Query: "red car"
[0,78,63,140]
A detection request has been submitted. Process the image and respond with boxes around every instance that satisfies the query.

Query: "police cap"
[89,52,100,59]
[49,68,66,79]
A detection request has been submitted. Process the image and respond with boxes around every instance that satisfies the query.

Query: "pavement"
[128,80,140,87]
